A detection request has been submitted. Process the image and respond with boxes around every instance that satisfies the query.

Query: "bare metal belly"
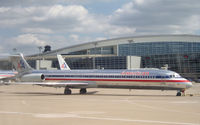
[95,81,186,90]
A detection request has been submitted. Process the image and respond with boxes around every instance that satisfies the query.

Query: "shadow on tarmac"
[0,90,176,97]
[90,93,176,97]
[1,91,99,96]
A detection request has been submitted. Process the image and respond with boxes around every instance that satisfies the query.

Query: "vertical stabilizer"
[57,54,71,70]
[10,53,33,75]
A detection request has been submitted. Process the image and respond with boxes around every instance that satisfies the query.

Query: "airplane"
[0,71,16,79]
[0,54,18,84]
[0,70,18,84]
[10,53,192,96]
[0,54,66,84]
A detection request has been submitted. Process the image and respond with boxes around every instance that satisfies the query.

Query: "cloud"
[0,3,135,36]
[105,25,136,37]
[69,34,79,42]
[12,34,47,46]
[0,0,86,7]
[134,0,144,5]
[0,34,49,55]
[22,28,54,34]
[0,0,117,7]
[0,0,200,55]
[0,7,10,12]
[110,0,200,35]
[47,5,88,19]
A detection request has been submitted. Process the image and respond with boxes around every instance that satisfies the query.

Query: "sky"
[0,0,200,55]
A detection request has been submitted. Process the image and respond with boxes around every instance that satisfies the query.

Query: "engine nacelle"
[20,73,45,82]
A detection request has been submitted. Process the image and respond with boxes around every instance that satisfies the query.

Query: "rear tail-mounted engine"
[20,73,45,82]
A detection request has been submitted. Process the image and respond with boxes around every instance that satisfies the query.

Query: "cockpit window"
[169,73,181,78]
[174,74,181,78]
[169,74,180,78]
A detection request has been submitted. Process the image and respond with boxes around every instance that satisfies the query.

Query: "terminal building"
[1,34,200,81]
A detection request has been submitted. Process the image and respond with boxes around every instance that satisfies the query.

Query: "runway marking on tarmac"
[170,101,199,104]
[68,111,105,115]
[0,111,199,125]
[117,97,200,116]
[35,113,77,118]
[21,100,27,105]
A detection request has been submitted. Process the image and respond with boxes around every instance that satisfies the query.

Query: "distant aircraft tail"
[10,53,33,75]
[57,54,71,70]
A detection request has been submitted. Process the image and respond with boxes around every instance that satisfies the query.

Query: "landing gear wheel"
[80,88,87,94]
[176,92,181,96]
[64,88,72,95]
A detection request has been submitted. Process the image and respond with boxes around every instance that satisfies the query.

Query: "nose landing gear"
[176,89,185,96]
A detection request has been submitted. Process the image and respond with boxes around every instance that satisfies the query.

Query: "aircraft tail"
[57,54,71,70]
[10,53,33,75]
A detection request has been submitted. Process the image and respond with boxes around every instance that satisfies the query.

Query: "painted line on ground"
[0,111,199,125]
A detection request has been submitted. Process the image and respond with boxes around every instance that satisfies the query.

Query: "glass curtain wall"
[55,56,127,70]
[119,42,200,79]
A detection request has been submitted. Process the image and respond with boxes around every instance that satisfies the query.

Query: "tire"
[80,88,87,94]
[176,92,181,96]
[64,88,72,95]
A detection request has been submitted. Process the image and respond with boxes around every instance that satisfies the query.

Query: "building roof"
[29,34,200,57]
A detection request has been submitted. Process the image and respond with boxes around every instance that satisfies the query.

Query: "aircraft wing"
[6,81,97,88]
[0,76,17,85]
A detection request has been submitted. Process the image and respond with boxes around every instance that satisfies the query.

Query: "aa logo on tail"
[61,63,67,68]
[17,60,25,69]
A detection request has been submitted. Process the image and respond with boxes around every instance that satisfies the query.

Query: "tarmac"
[0,83,200,125]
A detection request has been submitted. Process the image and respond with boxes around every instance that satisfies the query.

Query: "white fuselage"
[40,69,192,90]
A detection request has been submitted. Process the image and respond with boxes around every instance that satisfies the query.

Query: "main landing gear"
[64,87,72,95]
[64,87,87,95]
[176,89,185,96]
[80,88,87,94]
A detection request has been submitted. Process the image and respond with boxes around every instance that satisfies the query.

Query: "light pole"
[38,46,42,70]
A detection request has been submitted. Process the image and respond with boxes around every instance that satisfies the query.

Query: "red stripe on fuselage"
[0,75,14,77]
[45,78,189,83]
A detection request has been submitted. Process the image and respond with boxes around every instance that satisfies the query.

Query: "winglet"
[57,54,71,70]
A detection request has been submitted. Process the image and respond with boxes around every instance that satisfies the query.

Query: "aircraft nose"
[186,81,193,88]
